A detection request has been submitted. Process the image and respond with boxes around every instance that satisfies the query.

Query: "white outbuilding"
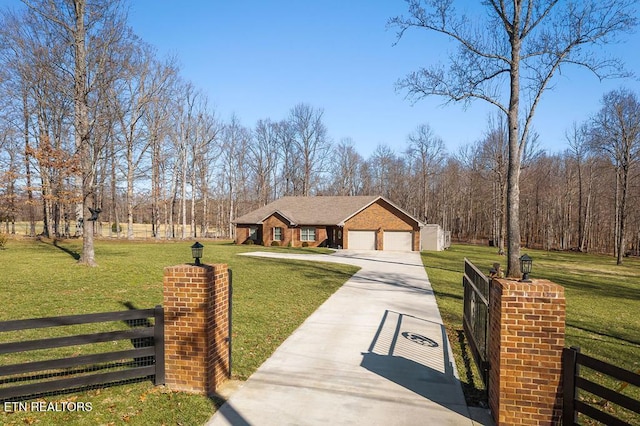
[421,224,451,251]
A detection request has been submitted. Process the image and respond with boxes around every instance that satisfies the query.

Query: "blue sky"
[4,1,640,157]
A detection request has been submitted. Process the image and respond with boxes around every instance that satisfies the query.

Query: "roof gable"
[260,210,295,226]
[234,196,423,227]
[340,197,422,227]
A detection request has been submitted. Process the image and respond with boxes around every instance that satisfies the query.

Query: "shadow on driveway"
[361,310,469,418]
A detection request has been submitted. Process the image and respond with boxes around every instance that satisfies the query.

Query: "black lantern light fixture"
[519,254,533,282]
[191,241,204,265]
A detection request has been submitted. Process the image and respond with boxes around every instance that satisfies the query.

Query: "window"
[301,227,316,241]
[249,226,258,240]
[273,227,283,241]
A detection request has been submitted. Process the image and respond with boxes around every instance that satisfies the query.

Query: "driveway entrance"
[207,250,488,426]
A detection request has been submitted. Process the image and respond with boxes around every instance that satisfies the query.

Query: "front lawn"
[423,244,640,422]
[0,238,358,425]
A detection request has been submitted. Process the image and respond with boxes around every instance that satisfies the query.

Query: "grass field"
[0,237,358,426]
[422,244,640,423]
[1,237,638,424]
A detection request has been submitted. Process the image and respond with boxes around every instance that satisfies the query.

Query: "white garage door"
[348,231,376,250]
[383,231,413,251]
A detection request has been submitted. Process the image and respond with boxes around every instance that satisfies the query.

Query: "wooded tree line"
[0,1,638,263]
[388,0,637,272]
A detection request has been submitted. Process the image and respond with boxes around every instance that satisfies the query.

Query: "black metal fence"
[462,258,490,386]
[0,306,164,401]
[563,346,640,425]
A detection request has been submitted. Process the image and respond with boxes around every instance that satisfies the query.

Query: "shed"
[421,224,451,251]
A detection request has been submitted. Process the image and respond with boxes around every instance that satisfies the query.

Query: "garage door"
[383,231,413,251]
[348,231,376,250]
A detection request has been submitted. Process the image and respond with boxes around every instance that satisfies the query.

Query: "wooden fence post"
[153,305,165,386]
[562,347,579,425]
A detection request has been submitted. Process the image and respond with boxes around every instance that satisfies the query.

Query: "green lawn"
[422,244,640,422]
[2,239,638,424]
[0,238,358,426]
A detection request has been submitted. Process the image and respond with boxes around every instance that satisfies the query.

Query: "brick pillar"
[488,278,565,425]
[163,263,230,395]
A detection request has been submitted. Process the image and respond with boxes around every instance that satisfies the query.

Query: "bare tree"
[190,101,220,238]
[144,57,178,239]
[1,7,75,239]
[589,89,640,264]
[22,0,129,265]
[454,143,494,242]
[567,122,596,252]
[0,126,19,234]
[472,116,509,254]
[288,103,331,196]
[110,41,159,240]
[329,137,364,196]
[276,119,300,196]
[390,0,637,276]
[367,144,411,205]
[166,114,183,239]
[405,123,445,221]
[219,115,250,238]
[250,119,280,205]
[368,144,397,198]
[166,82,199,239]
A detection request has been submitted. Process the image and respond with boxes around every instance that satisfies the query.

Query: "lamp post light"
[519,254,533,283]
[191,241,204,266]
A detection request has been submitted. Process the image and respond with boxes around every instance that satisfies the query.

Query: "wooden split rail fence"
[0,307,164,401]
[563,346,640,425]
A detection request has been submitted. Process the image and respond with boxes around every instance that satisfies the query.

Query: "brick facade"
[262,213,290,247]
[344,200,420,251]
[163,264,230,394]
[235,225,252,245]
[488,278,565,425]
[234,197,421,250]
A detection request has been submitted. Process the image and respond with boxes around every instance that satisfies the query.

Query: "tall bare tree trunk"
[190,167,196,238]
[506,24,522,277]
[581,166,593,252]
[201,191,208,237]
[23,89,36,237]
[151,134,161,239]
[617,162,630,265]
[614,170,620,259]
[228,188,234,240]
[67,0,96,266]
[180,141,187,239]
[126,147,135,239]
[109,135,119,238]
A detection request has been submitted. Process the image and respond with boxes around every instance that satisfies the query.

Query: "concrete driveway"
[207,250,491,426]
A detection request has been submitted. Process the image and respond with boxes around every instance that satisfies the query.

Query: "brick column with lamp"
[488,277,566,425]
[162,260,230,395]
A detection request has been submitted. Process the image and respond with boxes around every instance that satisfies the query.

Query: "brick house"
[233,195,424,251]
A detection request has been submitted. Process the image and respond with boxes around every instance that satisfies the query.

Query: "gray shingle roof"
[233,195,393,226]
